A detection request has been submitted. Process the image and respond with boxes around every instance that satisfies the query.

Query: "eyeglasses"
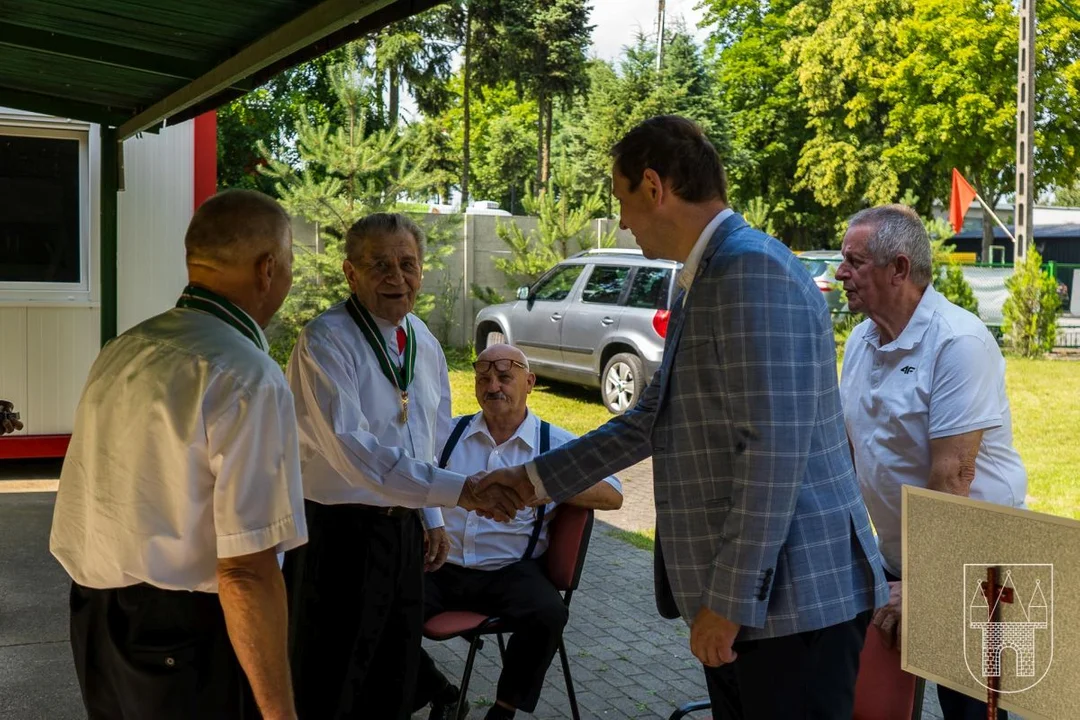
[473,359,527,374]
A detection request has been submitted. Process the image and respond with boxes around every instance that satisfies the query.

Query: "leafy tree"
[256,45,457,363]
[699,0,829,248]
[556,27,728,216]
[371,2,465,125]
[788,0,1080,257]
[472,0,593,187]
[216,48,351,195]
[1002,248,1062,357]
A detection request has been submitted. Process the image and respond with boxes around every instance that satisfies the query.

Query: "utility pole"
[1014,0,1036,262]
[655,0,666,72]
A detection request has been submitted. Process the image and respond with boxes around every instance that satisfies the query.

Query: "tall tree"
[372,2,465,125]
[789,0,1080,256]
[472,0,593,187]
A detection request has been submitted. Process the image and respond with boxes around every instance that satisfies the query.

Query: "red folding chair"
[422,506,595,720]
[667,624,925,720]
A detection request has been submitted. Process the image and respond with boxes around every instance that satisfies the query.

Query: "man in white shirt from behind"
[49,189,307,720]
[837,204,1025,720]
[282,213,519,720]
[411,344,623,720]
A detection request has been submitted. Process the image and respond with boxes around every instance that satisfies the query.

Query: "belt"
[356,504,414,519]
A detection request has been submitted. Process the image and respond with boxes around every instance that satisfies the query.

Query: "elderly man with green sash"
[282,213,519,719]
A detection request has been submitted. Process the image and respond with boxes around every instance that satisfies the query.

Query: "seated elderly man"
[412,344,623,720]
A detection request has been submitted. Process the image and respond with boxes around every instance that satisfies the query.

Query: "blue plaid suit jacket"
[533,213,889,639]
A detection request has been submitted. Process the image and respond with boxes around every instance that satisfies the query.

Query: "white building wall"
[0,110,194,439]
[117,122,194,335]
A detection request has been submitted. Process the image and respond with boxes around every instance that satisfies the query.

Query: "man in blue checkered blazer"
[477,116,889,718]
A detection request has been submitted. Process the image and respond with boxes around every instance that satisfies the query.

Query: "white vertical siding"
[24,307,100,434]
[0,307,28,436]
[117,121,194,335]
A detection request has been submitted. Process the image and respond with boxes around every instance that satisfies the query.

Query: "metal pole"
[656,0,666,72]
[1015,0,1036,262]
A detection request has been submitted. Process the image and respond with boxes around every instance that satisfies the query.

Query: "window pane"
[532,265,584,301]
[626,267,671,309]
[581,265,630,305]
[0,135,81,283]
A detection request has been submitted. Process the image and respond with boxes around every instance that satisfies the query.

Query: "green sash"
[345,294,416,422]
[176,285,265,351]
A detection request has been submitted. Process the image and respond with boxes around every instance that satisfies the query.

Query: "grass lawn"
[448,350,1080,548]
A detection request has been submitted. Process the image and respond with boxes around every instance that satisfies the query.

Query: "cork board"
[902,486,1080,720]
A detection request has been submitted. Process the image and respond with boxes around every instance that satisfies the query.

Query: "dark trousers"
[704,609,872,719]
[413,560,568,713]
[882,567,1008,720]
[283,500,424,720]
[69,581,256,719]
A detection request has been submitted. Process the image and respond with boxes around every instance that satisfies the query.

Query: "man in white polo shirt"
[837,203,1025,720]
[50,189,307,720]
[410,343,622,720]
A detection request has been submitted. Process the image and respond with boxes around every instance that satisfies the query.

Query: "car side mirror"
[516,286,530,301]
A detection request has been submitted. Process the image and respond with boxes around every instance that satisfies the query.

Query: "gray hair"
[345,213,426,264]
[184,189,291,265]
[847,204,933,288]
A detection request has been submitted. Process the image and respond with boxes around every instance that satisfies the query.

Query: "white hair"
[847,204,933,288]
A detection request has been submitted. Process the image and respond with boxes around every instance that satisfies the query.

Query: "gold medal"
[400,391,409,423]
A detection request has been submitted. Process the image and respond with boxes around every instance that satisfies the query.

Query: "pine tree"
[1002,249,1062,358]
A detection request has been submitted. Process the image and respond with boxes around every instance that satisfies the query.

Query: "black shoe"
[429,687,469,720]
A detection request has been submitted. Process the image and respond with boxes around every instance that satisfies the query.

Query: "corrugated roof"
[0,0,444,139]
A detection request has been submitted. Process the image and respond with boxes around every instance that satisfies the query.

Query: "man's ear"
[256,252,276,293]
[526,372,536,393]
[892,254,912,285]
[343,259,359,293]
[642,168,664,206]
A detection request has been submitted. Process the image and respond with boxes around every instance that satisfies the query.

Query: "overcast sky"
[588,0,710,61]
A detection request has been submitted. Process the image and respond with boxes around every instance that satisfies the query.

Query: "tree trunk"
[536,91,545,192]
[388,66,400,127]
[461,7,472,210]
[981,214,995,263]
[541,97,553,186]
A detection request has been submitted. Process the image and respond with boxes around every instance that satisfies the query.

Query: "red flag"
[949,168,978,234]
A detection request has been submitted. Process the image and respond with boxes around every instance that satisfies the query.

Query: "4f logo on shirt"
[900,366,916,374]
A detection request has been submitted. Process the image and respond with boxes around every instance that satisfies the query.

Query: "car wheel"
[601,353,644,415]
[485,330,506,348]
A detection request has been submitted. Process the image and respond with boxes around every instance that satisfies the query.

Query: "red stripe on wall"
[0,435,70,460]
[193,111,218,210]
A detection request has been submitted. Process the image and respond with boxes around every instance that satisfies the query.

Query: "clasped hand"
[456,465,549,522]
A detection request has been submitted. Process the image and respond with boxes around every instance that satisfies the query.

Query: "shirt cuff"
[422,507,444,530]
[525,461,549,501]
[425,467,468,509]
[217,515,306,559]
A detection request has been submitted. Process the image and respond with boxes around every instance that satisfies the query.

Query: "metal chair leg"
[457,635,482,720]
[557,638,581,720]
[497,632,506,661]
[668,700,711,720]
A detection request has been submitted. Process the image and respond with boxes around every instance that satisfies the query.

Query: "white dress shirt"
[840,285,1028,577]
[438,411,622,570]
[677,206,734,301]
[286,300,463,528]
[525,206,734,496]
[50,308,308,592]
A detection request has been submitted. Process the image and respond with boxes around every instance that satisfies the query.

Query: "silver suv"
[473,249,680,414]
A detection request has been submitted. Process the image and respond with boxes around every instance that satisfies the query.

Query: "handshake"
[456,465,550,522]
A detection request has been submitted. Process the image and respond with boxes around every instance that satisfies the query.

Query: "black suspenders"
[437,414,551,561]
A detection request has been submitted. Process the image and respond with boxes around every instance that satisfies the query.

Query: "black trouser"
[283,500,425,720]
[704,609,873,719]
[882,567,1008,720]
[413,560,569,713]
[69,581,256,719]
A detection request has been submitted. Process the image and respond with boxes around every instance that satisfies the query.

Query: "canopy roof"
[0,0,443,139]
